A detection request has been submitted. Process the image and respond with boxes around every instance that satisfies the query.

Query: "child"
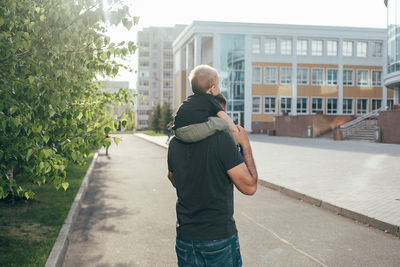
[173,65,238,143]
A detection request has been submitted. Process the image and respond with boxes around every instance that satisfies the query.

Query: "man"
[167,69,258,267]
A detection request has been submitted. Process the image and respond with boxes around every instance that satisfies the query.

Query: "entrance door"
[228,111,241,126]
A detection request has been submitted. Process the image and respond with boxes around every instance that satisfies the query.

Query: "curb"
[258,179,400,237]
[45,152,99,267]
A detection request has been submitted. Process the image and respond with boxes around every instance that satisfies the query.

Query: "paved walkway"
[135,133,400,235]
[63,135,400,266]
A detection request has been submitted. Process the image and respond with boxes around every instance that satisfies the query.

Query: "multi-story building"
[173,21,392,133]
[102,81,136,130]
[136,25,186,129]
[384,0,400,103]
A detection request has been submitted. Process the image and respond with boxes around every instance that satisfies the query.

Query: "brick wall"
[378,110,400,144]
[251,122,274,134]
[274,114,354,138]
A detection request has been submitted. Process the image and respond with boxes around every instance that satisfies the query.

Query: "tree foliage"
[160,102,173,132]
[0,0,138,199]
[151,104,162,133]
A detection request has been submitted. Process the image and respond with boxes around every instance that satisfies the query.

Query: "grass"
[134,130,166,136]
[110,130,166,136]
[0,154,94,267]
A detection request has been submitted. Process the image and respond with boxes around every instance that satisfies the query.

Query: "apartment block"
[136,25,186,129]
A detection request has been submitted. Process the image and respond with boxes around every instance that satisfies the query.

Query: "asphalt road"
[63,135,400,267]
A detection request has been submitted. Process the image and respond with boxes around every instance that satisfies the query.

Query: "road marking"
[240,211,328,267]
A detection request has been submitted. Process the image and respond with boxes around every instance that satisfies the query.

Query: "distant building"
[173,21,390,133]
[102,81,136,130]
[136,25,186,129]
[383,0,400,104]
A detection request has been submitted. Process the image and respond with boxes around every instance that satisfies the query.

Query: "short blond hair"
[188,65,219,94]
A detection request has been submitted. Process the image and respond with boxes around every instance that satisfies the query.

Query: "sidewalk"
[134,133,400,236]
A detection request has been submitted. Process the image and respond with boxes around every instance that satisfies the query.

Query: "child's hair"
[189,65,219,94]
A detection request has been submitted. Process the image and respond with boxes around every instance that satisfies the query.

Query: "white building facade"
[173,21,390,132]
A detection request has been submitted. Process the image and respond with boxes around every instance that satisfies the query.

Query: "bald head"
[189,65,219,94]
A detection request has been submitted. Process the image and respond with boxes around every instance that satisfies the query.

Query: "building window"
[297,68,308,85]
[163,81,172,89]
[372,99,382,111]
[264,67,277,84]
[139,90,149,96]
[311,68,324,85]
[139,61,149,67]
[139,80,149,86]
[139,71,149,77]
[152,52,158,58]
[264,96,277,114]
[297,97,308,114]
[372,70,382,86]
[343,41,353,56]
[327,98,338,114]
[280,67,292,84]
[163,61,173,70]
[311,97,324,114]
[357,98,369,114]
[280,39,292,55]
[327,69,338,86]
[327,40,338,56]
[152,62,157,68]
[312,40,323,56]
[163,71,172,79]
[357,70,369,87]
[357,41,367,57]
[163,90,173,99]
[280,97,292,114]
[252,96,261,114]
[264,38,276,54]
[252,38,260,54]
[152,82,157,88]
[343,69,354,86]
[387,99,394,109]
[371,42,383,57]
[343,98,354,114]
[297,40,308,56]
[252,66,262,84]
[152,72,157,78]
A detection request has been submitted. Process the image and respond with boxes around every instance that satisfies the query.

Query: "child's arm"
[217,111,239,133]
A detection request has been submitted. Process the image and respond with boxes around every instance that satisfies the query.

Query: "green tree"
[151,104,162,133]
[0,0,138,199]
[160,102,173,132]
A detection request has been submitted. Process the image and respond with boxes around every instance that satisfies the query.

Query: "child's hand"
[233,125,249,146]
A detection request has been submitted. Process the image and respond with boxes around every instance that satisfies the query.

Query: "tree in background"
[160,102,173,133]
[151,104,162,132]
[0,0,138,199]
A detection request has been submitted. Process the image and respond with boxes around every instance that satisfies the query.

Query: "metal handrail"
[340,106,387,130]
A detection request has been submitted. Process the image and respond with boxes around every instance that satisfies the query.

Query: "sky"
[106,0,388,87]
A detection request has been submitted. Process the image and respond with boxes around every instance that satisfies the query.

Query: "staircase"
[340,106,387,141]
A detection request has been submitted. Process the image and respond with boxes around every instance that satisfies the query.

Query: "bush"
[0,0,138,199]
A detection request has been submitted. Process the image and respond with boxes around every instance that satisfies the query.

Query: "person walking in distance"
[167,65,258,267]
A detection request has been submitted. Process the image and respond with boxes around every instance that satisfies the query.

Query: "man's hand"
[167,171,176,188]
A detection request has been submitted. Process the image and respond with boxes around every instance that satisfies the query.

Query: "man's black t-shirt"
[173,93,223,130]
[167,131,244,241]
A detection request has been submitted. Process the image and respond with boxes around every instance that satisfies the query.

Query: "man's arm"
[217,110,239,133]
[167,171,176,188]
[227,126,258,195]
